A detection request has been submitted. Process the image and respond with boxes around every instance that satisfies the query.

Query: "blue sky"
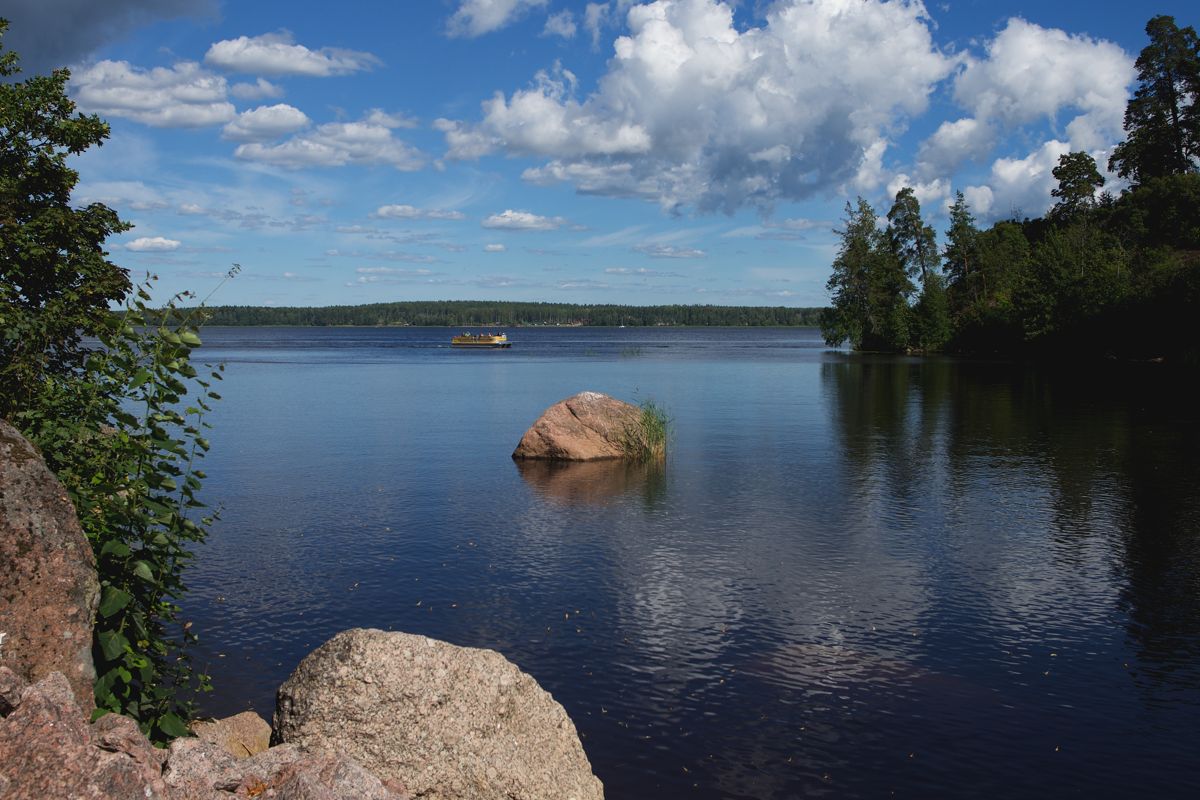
[4,1,1194,308]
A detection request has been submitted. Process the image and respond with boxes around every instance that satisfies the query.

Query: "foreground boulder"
[0,668,169,799]
[513,391,651,461]
[165,738,407,799]
[0,419,100,711]
[0,667,406,800]
[274,628,604,800]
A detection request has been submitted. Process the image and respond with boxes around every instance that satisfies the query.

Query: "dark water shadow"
[514,458,666,507]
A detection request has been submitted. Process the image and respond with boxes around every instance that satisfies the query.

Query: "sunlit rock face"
[274,628,605,800]
[513,391,645,461]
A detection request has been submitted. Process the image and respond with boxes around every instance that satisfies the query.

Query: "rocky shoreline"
[1,419,604,799]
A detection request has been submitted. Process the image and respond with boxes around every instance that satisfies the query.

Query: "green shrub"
[14,272,233,742]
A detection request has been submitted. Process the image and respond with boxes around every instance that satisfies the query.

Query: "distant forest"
[195,301,824,328]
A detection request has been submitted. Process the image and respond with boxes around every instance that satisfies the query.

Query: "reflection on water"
[515,458,666,507]
[185,328,1200,799]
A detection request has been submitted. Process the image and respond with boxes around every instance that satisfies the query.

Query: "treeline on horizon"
[194,301,824,328]
[821,14,1200,365]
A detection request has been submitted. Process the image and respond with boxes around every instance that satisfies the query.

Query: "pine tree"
[1109,15,1200,184]
[886,187,938,282]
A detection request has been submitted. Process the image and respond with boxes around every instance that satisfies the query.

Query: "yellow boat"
[451,331,511,348]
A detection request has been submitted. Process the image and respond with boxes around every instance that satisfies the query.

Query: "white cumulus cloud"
[484,243,507,252]
[942,17,1136,160]
[965,139,1072,219]
[482,209,567,230]
[230,77,284,100]
[443,0,955,213]
[205,31,381,76]
[234,111,423,170]
[885,174,951,211]
[222,104,311,142]
[71,60,235,128]
[125,236,181,252]
[915,117,996,179]
[447,0,549,38]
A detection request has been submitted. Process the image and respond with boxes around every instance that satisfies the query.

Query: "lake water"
[184,326,1200,799]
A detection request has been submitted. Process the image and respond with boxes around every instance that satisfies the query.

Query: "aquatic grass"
[622,399,669,462]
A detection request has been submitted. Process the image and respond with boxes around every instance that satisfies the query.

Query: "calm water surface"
[185,326,1200,799]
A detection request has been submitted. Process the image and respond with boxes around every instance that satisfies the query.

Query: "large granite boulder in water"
[274,628,604,800]
[0,419,100,712]
[513,391,647,461]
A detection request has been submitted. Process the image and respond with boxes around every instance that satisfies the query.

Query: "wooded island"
[821,15,1199,364]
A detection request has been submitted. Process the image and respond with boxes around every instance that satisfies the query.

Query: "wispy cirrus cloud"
[605,267,685,278]
[374,204,466,221]
[446,0,549,38]
[633,244,705,259]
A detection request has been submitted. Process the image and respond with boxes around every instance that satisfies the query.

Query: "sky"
[3,0,1194,308]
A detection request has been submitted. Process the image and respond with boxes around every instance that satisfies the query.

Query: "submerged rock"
[189,709,273,759]
[0,419,100,712]
[513,391,653,461]
[274,628,604,800]
[515,458,665,506]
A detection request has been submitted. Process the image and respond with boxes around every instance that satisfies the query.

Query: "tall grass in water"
[622,399,669,462]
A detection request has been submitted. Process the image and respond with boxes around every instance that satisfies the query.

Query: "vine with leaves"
[16,267,238,741]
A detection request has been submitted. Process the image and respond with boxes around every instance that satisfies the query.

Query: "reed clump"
[622,400,669,462]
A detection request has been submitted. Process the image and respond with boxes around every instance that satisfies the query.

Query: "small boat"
[451,331,512,348]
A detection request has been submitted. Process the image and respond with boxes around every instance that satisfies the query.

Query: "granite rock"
[0,671,170,799]
[190,709,273,758]
[512,391,644,461]
[0,419,100,711]
[274,628,603,800]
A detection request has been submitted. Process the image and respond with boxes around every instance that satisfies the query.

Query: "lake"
[184,326,1200,798]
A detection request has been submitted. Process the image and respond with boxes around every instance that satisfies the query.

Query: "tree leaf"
[97,630,130,661]
[100,540,132,558]
[129,368,152,390]
[157,712,191,739]
[98,586,134,618]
